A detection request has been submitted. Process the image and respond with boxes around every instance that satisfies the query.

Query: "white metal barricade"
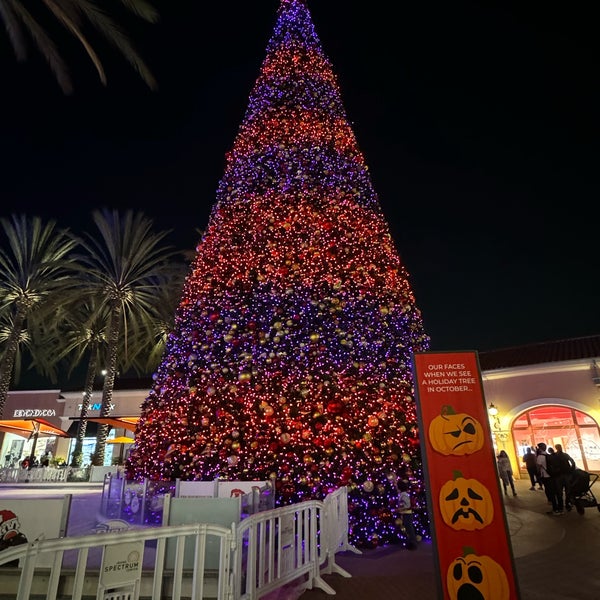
[0,522,235,600]
[0,486,355,600]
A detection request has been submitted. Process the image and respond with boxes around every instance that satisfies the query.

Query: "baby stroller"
[567,468,600,515]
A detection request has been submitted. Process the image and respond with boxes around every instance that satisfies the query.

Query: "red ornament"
[326,400,343,414]
[367,415,379,427]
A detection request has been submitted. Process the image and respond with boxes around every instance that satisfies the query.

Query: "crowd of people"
[19,451,52,470]
[497,442,578,516]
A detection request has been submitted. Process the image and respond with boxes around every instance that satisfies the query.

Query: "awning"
[65,420,105,437]
[68,416,139,433]
[87,417,139,432]
[107,436,135,445]
[0,418,70,438]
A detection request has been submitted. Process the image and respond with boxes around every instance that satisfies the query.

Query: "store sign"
[413,351,521,600]
[77,403,115,412]
[12,408,56,417]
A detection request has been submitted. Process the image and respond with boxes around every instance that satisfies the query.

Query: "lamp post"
[488,403,508,447]
[488,403,500,430]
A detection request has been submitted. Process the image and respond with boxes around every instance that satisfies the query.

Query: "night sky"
[1,0,598,356]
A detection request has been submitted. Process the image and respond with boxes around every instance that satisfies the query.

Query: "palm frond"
[0,214,79,309]
[117,0,159,23]
[42,0,107,85]
[0,0,28,60]
[5,0,73,93]
[64,0,157,90]
[0,0,158,92]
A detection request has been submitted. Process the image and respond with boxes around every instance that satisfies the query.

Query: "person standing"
[523,446,543,490]
[537,443,561,515]
[497,450,517,496]
[397,480,418,550]
[41,451,51,467]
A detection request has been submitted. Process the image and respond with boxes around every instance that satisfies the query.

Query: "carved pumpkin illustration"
[428,405,484,455]
[439,471,494,530]
[447,546,509,600]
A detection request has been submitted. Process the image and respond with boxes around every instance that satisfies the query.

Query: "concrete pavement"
[298,476,600,600]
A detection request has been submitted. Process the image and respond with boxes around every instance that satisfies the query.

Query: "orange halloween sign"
[413,351,520,600]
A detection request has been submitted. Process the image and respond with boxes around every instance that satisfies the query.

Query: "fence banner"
[0,496,71,567]
[100,541,144,588]
[413,351,520,600]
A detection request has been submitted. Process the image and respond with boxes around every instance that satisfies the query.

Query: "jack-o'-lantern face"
[439,471,493,530]
[447,547,509,600]
[428,405,484,456]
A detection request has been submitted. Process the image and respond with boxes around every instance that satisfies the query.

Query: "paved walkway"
[298,477,600,600]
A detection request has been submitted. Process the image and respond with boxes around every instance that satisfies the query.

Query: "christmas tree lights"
[127,0,430,548]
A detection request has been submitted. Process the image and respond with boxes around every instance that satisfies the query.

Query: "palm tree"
[32,297,111,466]
[0,0,159,93]
[0,214,78,416]
[38,276,184,467]
[72,208,181,465]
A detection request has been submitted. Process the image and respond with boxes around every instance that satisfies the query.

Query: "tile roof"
[478,334,600,371]
[61,336,600,390]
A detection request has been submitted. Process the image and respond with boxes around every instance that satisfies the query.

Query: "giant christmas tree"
[127,0,430,548]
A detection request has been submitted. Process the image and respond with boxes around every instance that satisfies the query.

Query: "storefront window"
[575,410,596,426]
[513,406,600,473]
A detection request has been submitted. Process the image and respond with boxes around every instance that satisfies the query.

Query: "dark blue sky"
[1,0,598,354]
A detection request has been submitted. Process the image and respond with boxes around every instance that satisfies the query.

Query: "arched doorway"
[512,405,600,473]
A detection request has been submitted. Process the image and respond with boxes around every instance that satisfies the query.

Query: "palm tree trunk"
[92,306,121,466]
[0,307,26,415]
[70,343,99,467]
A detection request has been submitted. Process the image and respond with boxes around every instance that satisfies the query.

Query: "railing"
[0,521,234,600]
[320,486,361,576]
[235,499,334,599]
[0,465,98,483]
[99,476,274,527]
[0,487,359,600]
[0,466,71,483]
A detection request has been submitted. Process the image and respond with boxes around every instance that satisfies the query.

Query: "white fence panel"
[175,480,218,498]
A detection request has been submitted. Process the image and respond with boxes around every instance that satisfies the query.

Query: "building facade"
[2,335,599,473]
[479,335,600,478]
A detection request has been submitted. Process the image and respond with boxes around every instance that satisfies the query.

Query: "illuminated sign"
[77,403,115,412]
[12,409,56,418]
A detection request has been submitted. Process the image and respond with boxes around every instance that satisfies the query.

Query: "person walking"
[397,480,418,550]
[523,446,543,490]
[553,443,577,511]
[497,450,517,496]
[537,443,561,515]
